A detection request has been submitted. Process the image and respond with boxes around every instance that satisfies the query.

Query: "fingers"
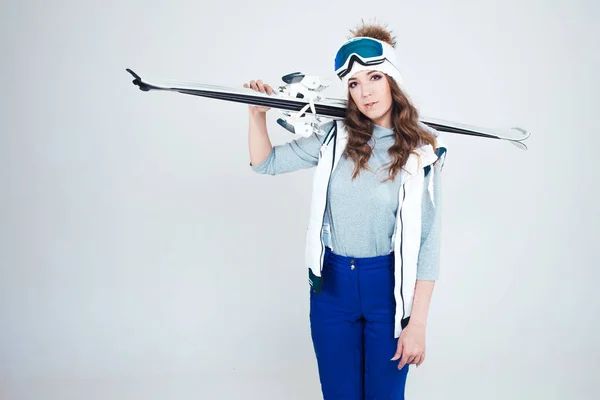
[397,352,409,370]
[391,341,403,361]
[395,349,425,369]
[394,332,426,370]
[398,352,425,370]
[255,79,265,92]
[244,80,274,95]
[415,353,425,367]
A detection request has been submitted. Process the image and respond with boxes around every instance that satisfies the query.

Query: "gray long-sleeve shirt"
[251,123,443,280]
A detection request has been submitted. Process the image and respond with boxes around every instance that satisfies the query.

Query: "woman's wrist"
[249,107,267,118]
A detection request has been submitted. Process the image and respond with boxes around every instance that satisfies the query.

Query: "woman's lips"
[364,101,378,109]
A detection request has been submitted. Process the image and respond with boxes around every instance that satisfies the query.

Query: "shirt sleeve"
[416,160,443,281]
[249,121,335,175]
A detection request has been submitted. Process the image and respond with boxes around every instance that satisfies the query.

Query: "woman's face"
[347,70,393,128]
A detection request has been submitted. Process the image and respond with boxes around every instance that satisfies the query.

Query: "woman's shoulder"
[318,120,337,137]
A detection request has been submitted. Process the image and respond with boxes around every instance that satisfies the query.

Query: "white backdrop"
[1,0,598,399]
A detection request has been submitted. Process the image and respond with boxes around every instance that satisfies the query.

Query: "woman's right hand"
[243,79,274,113]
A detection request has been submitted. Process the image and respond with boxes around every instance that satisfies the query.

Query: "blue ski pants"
[310,247,409,399]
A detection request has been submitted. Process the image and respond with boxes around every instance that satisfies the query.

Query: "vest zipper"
[319,123,338,278]
[399,183,406,321]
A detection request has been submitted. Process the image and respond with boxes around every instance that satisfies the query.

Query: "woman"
[245,22,447,400]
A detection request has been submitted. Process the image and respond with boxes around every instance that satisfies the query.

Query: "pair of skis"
[125,68,530,150]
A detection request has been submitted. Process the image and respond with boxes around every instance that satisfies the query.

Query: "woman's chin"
[360,108,375,116]
[361,109,382,121]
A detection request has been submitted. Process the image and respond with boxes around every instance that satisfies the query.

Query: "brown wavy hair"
[343,21,437,182]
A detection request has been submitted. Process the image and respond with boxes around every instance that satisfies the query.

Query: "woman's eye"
[349,82,357,88]
[371,74,382,80]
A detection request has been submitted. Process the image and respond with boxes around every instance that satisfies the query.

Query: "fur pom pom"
[348,19,396,48]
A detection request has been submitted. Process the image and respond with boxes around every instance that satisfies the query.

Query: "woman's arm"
[409,280,435,328]
[392,279,435,370]
[410,160,444,326]
[249,121,334,176]
[392,160,444,369]
[392,280,433,370]
[245,79,331,175]
[248,108,274,167]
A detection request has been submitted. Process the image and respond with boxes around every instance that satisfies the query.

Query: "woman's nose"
[362,85,373,97]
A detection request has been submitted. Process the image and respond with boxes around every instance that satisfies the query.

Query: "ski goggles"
[334,37,398,79]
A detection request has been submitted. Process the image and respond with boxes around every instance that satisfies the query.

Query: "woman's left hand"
[391,323,426,369]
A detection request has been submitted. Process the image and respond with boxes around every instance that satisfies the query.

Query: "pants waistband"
[325,247,394,270]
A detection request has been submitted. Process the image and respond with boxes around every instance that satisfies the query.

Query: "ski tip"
[511,126,530,140]
[509,140,528,151]
[126,68,151,92]
[281,72,305,84]
[126,68,141,80]
[276,118,296,134]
